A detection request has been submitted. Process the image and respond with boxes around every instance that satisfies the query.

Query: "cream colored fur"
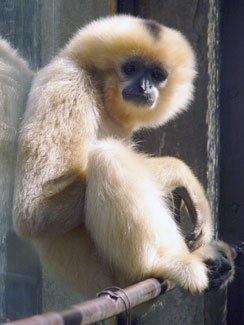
[9,15,234,298]
[0,38,32,136]
[0,38,32,232]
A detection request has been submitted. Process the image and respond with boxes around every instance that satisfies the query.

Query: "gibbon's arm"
[145,156,214,248]
[13,57,100,238]
[85,139,211,293]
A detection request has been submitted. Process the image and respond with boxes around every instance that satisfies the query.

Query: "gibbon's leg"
[85,139,210,293]
[145,157,213,249]
[34,225,117,298]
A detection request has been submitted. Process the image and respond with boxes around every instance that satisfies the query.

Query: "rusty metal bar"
[4,278,175,325]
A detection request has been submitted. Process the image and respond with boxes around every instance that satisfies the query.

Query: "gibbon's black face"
[120,56,168,109]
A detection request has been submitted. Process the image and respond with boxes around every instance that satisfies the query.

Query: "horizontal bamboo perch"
[4,278,176,325]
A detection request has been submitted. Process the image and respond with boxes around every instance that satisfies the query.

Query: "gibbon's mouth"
[122,90,155,107]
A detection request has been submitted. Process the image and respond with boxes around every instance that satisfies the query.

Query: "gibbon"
[11,15,234,298]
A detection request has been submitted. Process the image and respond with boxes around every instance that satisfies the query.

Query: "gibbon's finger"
[170,189,182,225]
[172,186,198,228]
[171,186,204,250]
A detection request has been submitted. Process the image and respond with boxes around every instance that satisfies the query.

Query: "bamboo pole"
[4,279,175,325]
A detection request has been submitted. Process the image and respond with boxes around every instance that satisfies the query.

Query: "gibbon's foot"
[205,251,233,291]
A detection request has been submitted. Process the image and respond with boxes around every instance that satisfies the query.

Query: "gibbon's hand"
[206,241,244,291]
[206,252,232,291]
[172,190,235,291]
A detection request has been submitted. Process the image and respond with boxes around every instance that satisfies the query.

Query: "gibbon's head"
[64,15,196,130]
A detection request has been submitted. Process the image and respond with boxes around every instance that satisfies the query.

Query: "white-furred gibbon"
[10,15,234,297]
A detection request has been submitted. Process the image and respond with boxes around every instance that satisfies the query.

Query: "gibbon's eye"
[121,60,142,76]
[151,67,168,83]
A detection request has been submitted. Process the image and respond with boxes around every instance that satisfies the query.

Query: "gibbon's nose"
[122,83,154,105]
[122,72,155,105]
[139,74,153,93]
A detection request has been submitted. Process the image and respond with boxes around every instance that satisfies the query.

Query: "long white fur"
[7,15,234,298]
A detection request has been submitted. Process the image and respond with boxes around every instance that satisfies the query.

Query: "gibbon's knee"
[86,139,152,193]
[87,139,127,176]
[85,138,161,229]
